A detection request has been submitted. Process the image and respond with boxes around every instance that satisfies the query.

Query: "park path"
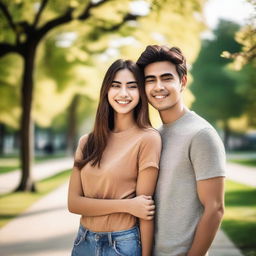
[0,157,73,194]
[0,158,255,255]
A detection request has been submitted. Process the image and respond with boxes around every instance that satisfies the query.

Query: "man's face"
[144,61,186,111]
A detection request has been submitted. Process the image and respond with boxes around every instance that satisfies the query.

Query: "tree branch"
[78,0,109,20]
[37,7,74,39]
[88,13,140,40]
[37,0,110,41]
[104,13,139,32]
[0,1,16,32]
[0,43,19,57]
[33,0,48,27]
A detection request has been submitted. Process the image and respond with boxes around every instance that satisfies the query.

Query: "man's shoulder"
[159,111,216,137]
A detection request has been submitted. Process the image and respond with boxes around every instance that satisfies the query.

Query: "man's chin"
[149,102,170,111]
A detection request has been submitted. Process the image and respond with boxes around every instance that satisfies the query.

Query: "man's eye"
[163,77,172,81]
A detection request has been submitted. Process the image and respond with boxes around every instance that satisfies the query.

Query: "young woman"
[68,59,161,256]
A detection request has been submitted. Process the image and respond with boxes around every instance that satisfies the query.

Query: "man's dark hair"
[136,45,187,80]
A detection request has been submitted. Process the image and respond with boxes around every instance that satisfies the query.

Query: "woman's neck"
[113,113,136,132]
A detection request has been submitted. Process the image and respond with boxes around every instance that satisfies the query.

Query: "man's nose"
[154,80,164,91]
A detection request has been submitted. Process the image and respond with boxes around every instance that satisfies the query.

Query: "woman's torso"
[80,126,158,232]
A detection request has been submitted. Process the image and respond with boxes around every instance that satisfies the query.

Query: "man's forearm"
[187,207,224,256]
[139,219,154,256]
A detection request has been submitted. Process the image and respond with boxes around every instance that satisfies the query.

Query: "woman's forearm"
[139,219,154,256]
[68,194,154,218]
[68,195,132,217]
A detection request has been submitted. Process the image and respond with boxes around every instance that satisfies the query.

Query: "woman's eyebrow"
[127,81,137,84]
[112,80,121,84]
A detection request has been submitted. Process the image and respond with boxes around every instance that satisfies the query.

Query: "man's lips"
[153,94,168,99]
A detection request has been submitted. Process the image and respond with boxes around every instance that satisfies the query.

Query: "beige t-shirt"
[74,126,161,232]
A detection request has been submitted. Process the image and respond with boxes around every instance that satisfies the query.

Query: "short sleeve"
[190,128,226,181]
[138,129,162,172]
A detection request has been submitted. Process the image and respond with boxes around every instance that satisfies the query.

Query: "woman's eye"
[111,84,119,88]
[146,80,154,83]
[128,85,138,89]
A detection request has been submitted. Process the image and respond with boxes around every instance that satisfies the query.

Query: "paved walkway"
[0,157,73,194]
[1,159,254,255]
[226,162,256,187]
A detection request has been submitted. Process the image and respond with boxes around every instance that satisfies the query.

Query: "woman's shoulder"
[138,127,161,141]
[77,133,90,147]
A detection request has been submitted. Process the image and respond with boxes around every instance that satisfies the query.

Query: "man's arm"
[67,168,155,219]
[187,177,225,256]
[136,167,159,256]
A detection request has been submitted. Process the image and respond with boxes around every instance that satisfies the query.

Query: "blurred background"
[0,0,255,255]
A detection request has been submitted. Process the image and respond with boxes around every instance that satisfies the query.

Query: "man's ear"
[180,75,187,91]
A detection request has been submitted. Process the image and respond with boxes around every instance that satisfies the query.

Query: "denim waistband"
[77,225,140,246]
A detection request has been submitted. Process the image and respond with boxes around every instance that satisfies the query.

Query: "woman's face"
[108,69,140,115]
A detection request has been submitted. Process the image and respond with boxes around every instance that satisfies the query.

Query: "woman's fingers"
[148,204,155,210]
[147,210,155,216]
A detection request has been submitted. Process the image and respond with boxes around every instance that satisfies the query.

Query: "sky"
[204,0,254,29]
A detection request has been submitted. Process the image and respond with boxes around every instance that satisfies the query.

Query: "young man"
[137,45,226,256]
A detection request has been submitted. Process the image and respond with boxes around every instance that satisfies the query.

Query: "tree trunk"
[66,94,79,154]
[223,121,230,151]
[16,42,37,192]
[0,123,5,155]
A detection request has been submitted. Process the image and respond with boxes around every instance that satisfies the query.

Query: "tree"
[222,0,256,70]
[0,0,141,191]
[221,0,256,128]
[0,0,206,191]
[190,20,246,147]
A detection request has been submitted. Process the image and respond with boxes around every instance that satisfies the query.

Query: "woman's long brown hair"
[74,59,151,169]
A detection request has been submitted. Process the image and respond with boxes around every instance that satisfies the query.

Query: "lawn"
[222,180,256,256]
[229,159,256,167]
[0,169,71,228]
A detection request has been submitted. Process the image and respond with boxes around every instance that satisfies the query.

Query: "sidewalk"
[0,157,73,194]
[226,162,256,187]
[0,181,79,256]
[0,162,254,255]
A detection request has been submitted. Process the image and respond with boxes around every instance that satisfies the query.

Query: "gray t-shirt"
[154,110,226,256]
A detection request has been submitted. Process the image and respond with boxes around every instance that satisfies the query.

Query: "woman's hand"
[128,195,155,220]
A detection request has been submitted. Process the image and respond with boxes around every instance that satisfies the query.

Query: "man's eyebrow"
[145,75,156,80]
[160,73,174,78]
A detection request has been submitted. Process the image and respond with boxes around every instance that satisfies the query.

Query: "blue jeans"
[71,225,142,256]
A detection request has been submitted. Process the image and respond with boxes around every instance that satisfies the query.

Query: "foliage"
[0,0,206,130]
[190,20,246,129]
[222,0,256,70]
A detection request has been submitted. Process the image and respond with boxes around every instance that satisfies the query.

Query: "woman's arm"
[68,168,155,219]
[136,167,159,256]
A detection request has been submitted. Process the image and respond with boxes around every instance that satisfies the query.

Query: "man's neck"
[159,103,189,125]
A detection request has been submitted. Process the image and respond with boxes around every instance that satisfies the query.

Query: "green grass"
[229,159,256,167]
[0,153,68,174]
[0,169,71,228]
[222,180,256,256]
